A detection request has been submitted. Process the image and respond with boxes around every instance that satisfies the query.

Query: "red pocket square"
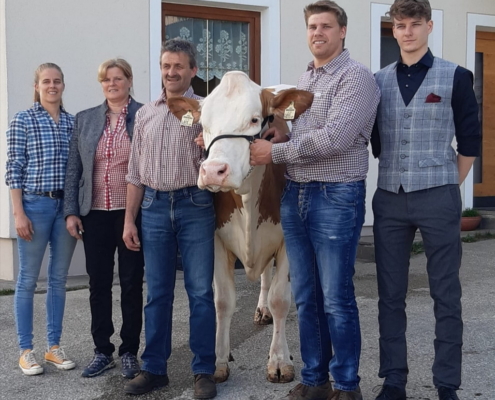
[425,93,442,103]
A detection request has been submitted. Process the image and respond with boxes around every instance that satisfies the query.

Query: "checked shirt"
[5,102,74,191]
[271,49,380,183]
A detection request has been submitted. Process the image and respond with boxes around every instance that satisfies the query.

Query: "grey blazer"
[64,98,143,218]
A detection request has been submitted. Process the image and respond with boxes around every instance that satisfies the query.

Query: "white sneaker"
[19,349,44,376]
[45,345,76,370]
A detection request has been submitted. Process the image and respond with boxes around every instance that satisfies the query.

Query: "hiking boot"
[19,349,43,376]
[124,370,169,395]
[121,352,140,379]
[81,351,115,377]
[280,381,333,400]
[375,385,407,400]
[330,386,363,400]
[194,374,217,399]
[45,345,76,370]
[438,387,460,400]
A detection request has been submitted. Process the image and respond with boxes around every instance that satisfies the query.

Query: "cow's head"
[168,71,313,192]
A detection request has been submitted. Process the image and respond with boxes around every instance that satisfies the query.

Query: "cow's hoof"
[214,364,230,383]
[266,364,295,383]
[254,307,273,325]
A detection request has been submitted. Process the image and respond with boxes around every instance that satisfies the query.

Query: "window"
[380,21,400,68]
[162,3,261,97]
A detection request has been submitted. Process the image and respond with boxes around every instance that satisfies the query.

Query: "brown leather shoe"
[280,381,333,400]
[329,386,363,400]
[124,370,169,395]
[194,374,217,399]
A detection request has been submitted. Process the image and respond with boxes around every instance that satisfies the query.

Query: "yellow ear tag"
[181,111,194,127]
[283,101,296,120]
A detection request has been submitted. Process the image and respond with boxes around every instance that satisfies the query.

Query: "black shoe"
[194,374,217,399]
[375,385,406,400]
[124,370,169,395]
[121,352,140,379]
[438,387,460,400]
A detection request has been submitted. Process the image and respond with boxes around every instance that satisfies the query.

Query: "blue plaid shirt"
[5,102,74,191]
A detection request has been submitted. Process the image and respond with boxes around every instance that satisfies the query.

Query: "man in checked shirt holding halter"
[122,39,217,399]
[251,1,380,399]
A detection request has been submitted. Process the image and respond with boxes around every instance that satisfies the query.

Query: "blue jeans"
[15,194,77,350]
[280,180,365,391]
[140,186,216,376]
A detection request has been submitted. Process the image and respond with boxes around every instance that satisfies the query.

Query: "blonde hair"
[33,63,65,103]
[98,57,133,79]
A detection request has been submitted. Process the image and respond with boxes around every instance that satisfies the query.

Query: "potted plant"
[461,208,482,231]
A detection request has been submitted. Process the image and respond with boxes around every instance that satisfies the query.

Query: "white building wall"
[0,0,151,280]
[1,0,495,280]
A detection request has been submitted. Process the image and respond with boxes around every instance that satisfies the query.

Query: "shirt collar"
[396,48,434,69]
[306,48,350,74]
[33,102,69,114]
[158,86,195,105]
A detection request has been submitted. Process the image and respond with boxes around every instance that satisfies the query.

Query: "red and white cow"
[168,71,313,383]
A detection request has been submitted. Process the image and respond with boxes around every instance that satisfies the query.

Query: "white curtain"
[165,17,250,82]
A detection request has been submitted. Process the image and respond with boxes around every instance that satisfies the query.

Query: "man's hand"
[262,126,289,144]
[194,132,205,150]
[250,139,273,165]
[15,212,34,242]
[66,215,84,240]
[123,222,141,251]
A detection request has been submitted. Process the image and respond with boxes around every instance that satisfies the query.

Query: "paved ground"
[0,239,494,400]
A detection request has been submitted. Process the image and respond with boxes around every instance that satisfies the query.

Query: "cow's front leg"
[254,262,273,325]
[214,238,236,383]
[266,245,294,383]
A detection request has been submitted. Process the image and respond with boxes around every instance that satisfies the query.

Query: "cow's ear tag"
[283,102,296,120]
[181,111,194,127]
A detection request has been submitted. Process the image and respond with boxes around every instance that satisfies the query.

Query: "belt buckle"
[48,191,56,199]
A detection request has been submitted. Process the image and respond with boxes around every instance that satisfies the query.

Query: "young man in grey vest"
[371,1,481,400]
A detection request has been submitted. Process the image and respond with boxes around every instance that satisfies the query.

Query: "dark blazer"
[64,97,143,218]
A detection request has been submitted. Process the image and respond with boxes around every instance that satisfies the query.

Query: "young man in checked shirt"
[370,1,481,400]
[122,39,217,399]
[251,1,380,399]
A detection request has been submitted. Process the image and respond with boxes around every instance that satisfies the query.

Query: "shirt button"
[402,140,407,145]
[408,74,411,77]
[400,154,406,159]
[404,113,410,118]
[400,168,405,173]
[405,84,409,88]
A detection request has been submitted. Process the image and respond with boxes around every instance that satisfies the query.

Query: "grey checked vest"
[375,58,459,193]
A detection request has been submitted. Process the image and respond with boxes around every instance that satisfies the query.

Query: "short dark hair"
[160,38,197,69]
[388,0,432,22]
[303,0,347,27]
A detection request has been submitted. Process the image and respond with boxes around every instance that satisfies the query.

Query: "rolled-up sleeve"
[126,109,145,189]
[5,112,28,189]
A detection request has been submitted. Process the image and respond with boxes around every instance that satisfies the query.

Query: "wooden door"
[474,31,495,202]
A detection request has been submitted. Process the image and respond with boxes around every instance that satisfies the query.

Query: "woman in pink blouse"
[63,58,144,379]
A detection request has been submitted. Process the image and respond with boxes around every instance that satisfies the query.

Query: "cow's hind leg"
[214,238,236,383]
[254,263,273,325]
[266,244,294,383]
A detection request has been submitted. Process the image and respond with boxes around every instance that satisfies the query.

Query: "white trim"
[150,0,281,100]
[150,0,163,101]
[466,13,495,209]
[371,3,443,73]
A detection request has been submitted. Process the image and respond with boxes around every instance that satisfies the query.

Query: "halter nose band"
[203,115,274,160]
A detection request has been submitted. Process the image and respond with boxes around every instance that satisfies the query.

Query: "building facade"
[1,0,494,280]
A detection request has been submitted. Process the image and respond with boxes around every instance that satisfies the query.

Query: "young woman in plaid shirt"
[5,63,77,376]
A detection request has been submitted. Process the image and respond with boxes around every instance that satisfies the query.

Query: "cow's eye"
[251,118,259,123]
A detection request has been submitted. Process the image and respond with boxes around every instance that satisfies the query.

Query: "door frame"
[466,14,495,208]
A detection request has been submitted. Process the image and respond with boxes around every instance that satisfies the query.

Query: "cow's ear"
[260,89,275,118]
[269,89,314,119]
[167,97,201,123]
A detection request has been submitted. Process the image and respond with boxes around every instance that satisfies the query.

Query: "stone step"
[479,210,495,229]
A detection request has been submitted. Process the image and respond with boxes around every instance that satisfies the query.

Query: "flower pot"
[461,216,482,231]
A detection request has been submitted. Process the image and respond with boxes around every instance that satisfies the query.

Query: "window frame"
[162,3,261,85]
